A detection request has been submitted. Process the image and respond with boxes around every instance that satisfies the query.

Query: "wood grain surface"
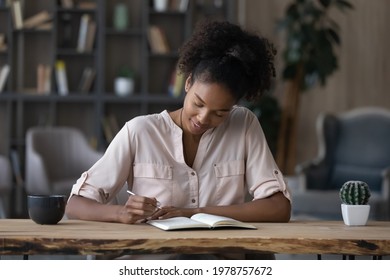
[1,219,389,256]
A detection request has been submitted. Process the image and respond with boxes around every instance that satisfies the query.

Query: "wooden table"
[0,219,389,257]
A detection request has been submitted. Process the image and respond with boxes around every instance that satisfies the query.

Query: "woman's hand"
[147,206,198,221]
[117,195,160,224]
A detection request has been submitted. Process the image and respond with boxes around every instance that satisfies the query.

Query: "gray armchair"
[25,126,103,196]
[0,154,12,218]
[292,107,390,220]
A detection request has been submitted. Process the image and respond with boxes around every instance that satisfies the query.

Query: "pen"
[127,190,161,209]
[126,190,136,196]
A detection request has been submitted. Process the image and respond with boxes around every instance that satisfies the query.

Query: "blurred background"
[0,0,389,222]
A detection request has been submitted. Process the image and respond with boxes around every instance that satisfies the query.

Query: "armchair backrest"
[27,127,92,180]
[25,126,102,195]
[322,108,390,192]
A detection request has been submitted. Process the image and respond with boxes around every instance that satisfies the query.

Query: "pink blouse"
[69,106,291,207]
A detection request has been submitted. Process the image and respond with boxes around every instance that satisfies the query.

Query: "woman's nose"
[197,111,210,125]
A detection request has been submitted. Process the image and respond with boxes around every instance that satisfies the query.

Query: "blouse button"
[191,171,195,176]
[191,199,196,203]
[274,170,279,174]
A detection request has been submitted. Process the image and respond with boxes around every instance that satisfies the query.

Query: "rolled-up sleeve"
[251,169,291,201]
[244,114,291,202]
[69,172,110,203]
[68,124,134,204]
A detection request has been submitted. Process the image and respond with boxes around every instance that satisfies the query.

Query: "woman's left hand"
[147,206,197,220]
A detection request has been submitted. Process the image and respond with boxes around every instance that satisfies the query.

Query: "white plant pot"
[114,77,134,97]
[341,204,370,226]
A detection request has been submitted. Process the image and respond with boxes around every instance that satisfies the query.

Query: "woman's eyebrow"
[194,93,231,112]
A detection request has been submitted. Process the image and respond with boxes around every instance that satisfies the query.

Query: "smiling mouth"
[191,119,208,132]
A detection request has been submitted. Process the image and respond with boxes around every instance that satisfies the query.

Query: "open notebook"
[147,213,257,231]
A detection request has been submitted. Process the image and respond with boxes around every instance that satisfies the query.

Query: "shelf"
[149,11,187,16]
[57,8,97,14]
[0,0,236,160]
[56,49,96,56]
[105,28,143,36]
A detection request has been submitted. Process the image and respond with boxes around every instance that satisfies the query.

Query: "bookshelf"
[0,2,12,156]
[0,0,236,177]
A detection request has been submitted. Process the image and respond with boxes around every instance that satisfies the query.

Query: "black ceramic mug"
[27,195,67,225]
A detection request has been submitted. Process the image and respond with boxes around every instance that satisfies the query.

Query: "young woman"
[66,20,291,227]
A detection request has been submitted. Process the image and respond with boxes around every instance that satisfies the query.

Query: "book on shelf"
[60,0,74,9]
[108,114,120,136]
[55,60,69,96]
[147,213,257,231]
[147,25,170,54]
[168,66,185,98]
[78,1,97,9]
[78,67,96,93]
[0,64,10,93]
[37,64,51,95]
[101,114,120,144]
[101,117,113,144]
[10,0,23,30]
[43,65,52,94]
[23,10,52,29]
[34,21,53,31]
[170,0,189,12]
[84,19,96,52]
[77,13,91,53]
[178,0,189,12]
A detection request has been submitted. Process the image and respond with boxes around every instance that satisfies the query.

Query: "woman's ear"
[185,75,192,92]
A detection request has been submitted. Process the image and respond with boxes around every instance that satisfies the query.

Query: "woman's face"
[182,78,236,136]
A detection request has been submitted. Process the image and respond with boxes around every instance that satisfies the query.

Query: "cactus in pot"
[340,181,371,226]
[339,181,371,205]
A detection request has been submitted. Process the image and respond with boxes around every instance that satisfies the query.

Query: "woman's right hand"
[117,195,160,224]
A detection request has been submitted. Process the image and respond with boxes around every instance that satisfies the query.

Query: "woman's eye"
[194,103,203,108]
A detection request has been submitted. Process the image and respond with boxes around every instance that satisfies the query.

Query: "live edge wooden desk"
[0,219,389,258]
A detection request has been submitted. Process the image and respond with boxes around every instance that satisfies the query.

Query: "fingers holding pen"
[126,194,159,213]
[117,193,158,223]
[127,190,160,209]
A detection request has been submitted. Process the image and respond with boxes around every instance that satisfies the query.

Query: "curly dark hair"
[178,20,276,102]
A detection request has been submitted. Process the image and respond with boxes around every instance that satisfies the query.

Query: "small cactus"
[339,181,371,205]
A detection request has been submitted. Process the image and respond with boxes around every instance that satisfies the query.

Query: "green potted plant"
[276,0,354,174]
[339,181,371,226]
[114,66,134,97]
[243,94,281,157]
